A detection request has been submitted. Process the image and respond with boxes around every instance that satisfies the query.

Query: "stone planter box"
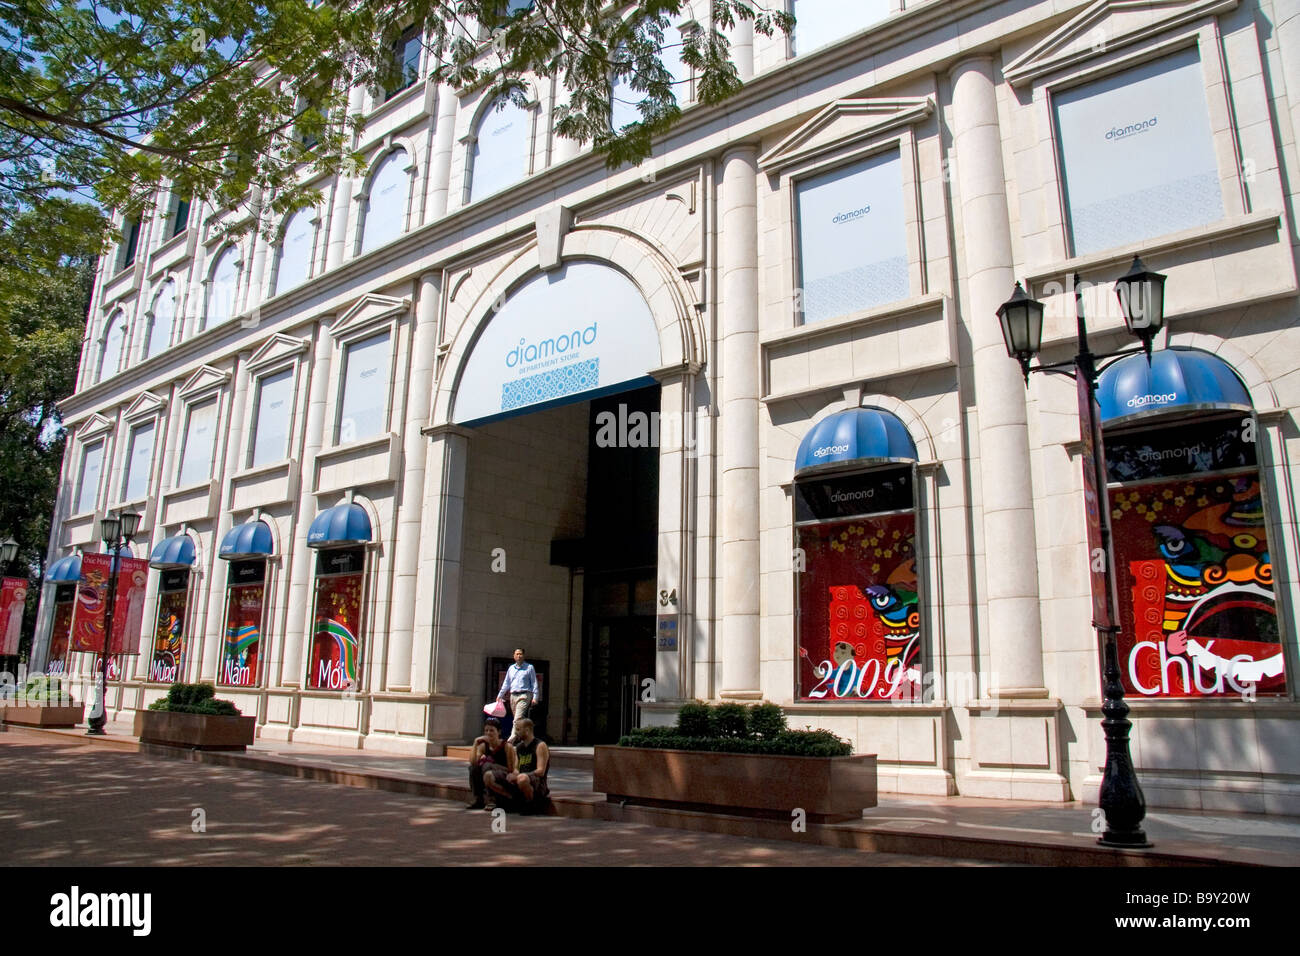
[0,703,85,728]
[593,746,877,823]
[134,710,256,751]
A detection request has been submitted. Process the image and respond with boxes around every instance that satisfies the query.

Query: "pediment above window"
[247,334,310,372]
[758,97,934,175]
[124,391,167,422]
[1003,0,1238,88]
[74,412,115,438]
[178,364,233,398]
[331,293,411,340]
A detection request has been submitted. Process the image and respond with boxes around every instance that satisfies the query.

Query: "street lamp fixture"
[0,537,18,567]
[87,510,142,736]
[997,261,1167,851]
[1113,255,1167,358]
[996,281,1046,383]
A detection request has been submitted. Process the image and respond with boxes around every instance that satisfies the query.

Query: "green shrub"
[149,683,240,717]
[675,702,713,737]
[747,702,787,739]
[617,728,851,757]
[710,702,749,738]
[626,702,848,755]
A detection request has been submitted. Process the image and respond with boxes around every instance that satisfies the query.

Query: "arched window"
[611,15,691,130]
[791,0,890,56]
[143,281,176,360]
[468,98,531,204]
[359,150,411,254]
[97,311,128,382]
[204,246,240,330]
[273,207,316,295]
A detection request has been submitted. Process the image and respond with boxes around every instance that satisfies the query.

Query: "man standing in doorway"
[496,647,538,744]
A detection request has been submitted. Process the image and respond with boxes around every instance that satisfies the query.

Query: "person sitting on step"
[466,718,515,810]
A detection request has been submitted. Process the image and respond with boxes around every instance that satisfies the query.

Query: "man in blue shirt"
[496,647,538,744]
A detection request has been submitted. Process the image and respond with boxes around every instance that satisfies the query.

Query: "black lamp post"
[998,258,1167,849]
[87,510,141,735]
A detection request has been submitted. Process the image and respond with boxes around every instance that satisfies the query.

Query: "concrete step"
[444,743,593,770]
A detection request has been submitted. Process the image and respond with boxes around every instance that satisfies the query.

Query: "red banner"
[796,512,921,700]
[69,552,149,655]
[46,590,74,674]
[1,578,27,656]
[1079,374,1114,629]
[307,571,364,691]
[1110,473,1282,698]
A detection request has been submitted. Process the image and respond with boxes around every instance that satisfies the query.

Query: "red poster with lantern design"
[1110,474,1282,698]
[69,553,149,654]
[797,513,921,700]
[1,578,27,656]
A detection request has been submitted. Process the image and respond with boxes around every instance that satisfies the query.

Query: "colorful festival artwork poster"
[220,583,263,687]
[796,512,922,701]
[1,578,27,656]
[46,591,74,674]
[307,572,363,692]
[149,589,188,683]
[1110,474,1282,698]
[68,553,149,654]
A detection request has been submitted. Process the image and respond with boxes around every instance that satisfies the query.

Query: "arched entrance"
[423,247,704,745]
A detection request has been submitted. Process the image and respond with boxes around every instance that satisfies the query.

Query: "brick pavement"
[0,733,1000,867]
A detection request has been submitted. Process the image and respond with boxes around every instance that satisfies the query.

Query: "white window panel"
[177,398,218,487]
[76,441,104,514]
[1055,48,1223,257]
[469,99,530,203]
[337,331,391,443]
[122,421,155,501]
[360,150,410,254]
[98,312,127,381]
[796,149,908,323]
[250,368,295,467]
[792,0,890,56]
[145,282,176,360]
[274,207,315,295]
[205,247,240,329]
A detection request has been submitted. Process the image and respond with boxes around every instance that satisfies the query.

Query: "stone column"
[650,364,700,703]
[200,357,249,682]
[1274,1,1300,174]
[727,15,754,81]
[418,425,471,696]
[718,146,763,700]
[326,86,368,269]
[281,321,334,685]
[950,57,1047,697]
[550,78,581,165]
[387,273,441,690]
[425,84,459,221]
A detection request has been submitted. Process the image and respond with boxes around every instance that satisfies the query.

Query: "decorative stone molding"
[1004,0,1240,88]
[757,97,935,175]
[178,364,232,399]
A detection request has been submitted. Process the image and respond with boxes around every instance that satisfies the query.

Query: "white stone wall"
[455,403,589,740]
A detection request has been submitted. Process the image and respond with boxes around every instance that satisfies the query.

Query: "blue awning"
[307,503,372,549]
[795,407,918,475]
[219,520,274,560]
[149,534,196,570]
[1096,348,1252,425]
[46,555,81,582]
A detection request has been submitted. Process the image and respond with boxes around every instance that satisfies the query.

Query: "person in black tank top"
[467,718,515,809]
[505,717,550,810]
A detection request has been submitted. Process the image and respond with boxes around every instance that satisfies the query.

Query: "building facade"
[36,0,1300,812]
